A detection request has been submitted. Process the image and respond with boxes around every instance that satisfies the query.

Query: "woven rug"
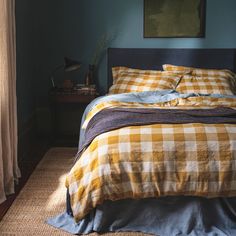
[0,148,149,236]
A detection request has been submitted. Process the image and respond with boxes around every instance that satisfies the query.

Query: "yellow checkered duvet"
[66,96,236,222]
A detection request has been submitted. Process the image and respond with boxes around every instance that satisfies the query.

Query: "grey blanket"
[75,107,236,160]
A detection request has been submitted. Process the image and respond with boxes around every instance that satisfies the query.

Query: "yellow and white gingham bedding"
[109,70,181,94]
[163,64,236,95]
[162,64,235,78]
[176,74,234,95]
[112,66,169,83]
[66,96,236,222]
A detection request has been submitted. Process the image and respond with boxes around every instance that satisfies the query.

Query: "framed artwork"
[144,0,206,38]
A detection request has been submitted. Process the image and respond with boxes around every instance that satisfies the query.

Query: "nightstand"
[49,88,98,146]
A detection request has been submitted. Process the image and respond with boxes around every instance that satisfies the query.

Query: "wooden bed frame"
[107,48,236,90]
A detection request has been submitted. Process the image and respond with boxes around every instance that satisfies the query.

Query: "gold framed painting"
[144,0,206,38]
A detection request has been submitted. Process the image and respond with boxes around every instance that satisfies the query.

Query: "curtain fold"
[0,0,20,203]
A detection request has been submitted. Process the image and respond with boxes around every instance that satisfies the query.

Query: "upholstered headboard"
[107,48,236,91]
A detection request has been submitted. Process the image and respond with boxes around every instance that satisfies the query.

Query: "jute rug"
[0,148,149,236]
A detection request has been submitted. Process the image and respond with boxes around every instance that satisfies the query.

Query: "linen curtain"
[0,0,20,203]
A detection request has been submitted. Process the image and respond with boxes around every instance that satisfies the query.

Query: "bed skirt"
[47,196,236,236]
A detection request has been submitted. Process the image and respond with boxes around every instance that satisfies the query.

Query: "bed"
[48,48,236,236]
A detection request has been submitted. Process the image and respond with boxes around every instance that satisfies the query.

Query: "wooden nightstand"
[50,88,98,146]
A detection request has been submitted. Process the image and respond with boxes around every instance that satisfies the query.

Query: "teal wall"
[15,0,236,131]
[16,0,59,129]
[15,0,36,130]
[78,0,236,49]
[15,0,81,130]
[76,0,236,93]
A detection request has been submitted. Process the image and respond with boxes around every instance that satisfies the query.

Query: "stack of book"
[74,84,97,95]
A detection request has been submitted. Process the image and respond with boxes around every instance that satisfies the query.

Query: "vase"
[63,79,73,89]
[85,64,95,86]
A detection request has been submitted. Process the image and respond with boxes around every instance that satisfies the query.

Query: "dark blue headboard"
[107,48,236,90]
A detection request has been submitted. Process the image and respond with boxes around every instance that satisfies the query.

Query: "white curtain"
[0,0,20,203]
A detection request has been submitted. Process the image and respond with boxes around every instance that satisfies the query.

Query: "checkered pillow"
[109,71,181,94]
[176,74,234,95]
[163,64,236,95]
[112,67,163,83]
[163,64,235,78]
[162,64,192,74]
